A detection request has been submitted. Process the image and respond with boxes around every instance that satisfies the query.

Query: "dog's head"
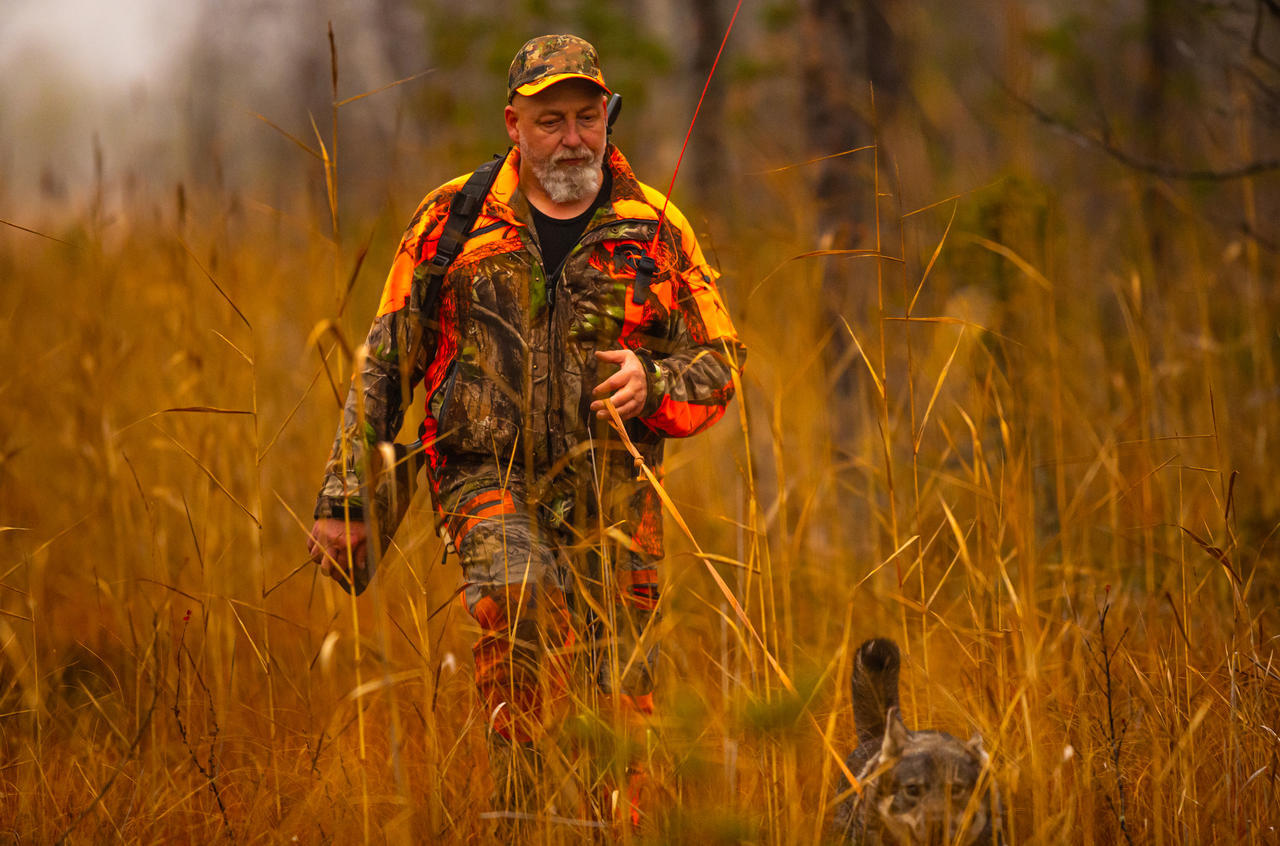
[858,707,993,845]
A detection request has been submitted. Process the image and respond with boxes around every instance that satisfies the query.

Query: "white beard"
[523,141,604,204]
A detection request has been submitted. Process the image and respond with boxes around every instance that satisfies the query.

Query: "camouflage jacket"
[314,145,744,552]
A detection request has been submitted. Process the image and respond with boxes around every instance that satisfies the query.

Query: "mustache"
[551,145,595,165]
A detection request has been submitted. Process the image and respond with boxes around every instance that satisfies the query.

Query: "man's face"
[505,79,608,205]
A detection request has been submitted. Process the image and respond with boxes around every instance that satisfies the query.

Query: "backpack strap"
[410,151,509,319]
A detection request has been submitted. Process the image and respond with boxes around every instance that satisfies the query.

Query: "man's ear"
[504,104,520,145]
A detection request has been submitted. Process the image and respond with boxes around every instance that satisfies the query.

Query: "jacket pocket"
[435,360,520,455]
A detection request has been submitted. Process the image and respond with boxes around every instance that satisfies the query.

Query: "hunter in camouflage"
[307,33,744,826]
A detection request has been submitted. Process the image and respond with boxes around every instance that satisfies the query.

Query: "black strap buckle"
[632,255,656,305]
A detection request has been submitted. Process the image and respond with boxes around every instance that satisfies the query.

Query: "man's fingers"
[593,367,633,396]
[591,392,631,411]
[318,544,361,584]
[593,371,641,397]
[308,518,370,589]
[307,530,336,565]
[591,349,646,420]
[592,394,639,420]
[307,540,334,568]
[592,376,621,397]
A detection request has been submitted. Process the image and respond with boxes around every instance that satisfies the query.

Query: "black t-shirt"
[530,168,613,283]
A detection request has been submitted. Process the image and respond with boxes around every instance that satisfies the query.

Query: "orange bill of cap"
[516,72,611,98]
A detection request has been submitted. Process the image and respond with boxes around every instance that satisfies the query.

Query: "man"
[306,34,744,825]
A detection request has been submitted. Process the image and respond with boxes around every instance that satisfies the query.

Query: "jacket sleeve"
[634,207,745,438]
[313,195,446,520]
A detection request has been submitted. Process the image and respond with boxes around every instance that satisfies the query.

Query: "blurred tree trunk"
[800,0,903,253]
[689,0,729,210]
[800,0,908,556]
[372,0,425,81]
[801,0,864,255]
[1136,0,1175,275]
[800,0,907,394]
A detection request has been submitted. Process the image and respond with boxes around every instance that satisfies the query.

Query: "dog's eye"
[903,783,924,799]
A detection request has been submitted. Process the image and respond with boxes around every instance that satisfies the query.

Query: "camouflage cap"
[507,34,611,102]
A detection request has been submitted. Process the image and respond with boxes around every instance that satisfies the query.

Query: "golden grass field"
[2,117,1278,845]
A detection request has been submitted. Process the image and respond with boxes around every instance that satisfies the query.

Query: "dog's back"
[832,639,1001,845]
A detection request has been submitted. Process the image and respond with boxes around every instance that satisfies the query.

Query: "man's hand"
[307,518,369,588]
[592,349,647,420]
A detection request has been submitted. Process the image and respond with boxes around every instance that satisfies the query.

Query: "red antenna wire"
[651,0,745,250]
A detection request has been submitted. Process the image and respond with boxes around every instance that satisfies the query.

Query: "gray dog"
[832,639,1003,845]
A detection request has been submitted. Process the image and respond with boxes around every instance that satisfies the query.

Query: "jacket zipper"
[432,360,459,424]
[541,216,660,468]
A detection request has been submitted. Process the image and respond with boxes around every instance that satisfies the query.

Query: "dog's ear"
[880,706,908,762]
[967,732,989,766]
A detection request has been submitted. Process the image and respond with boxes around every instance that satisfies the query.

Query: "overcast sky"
[0,0,198,85]
[0,0,203,210]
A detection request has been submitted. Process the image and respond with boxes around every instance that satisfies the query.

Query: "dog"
[831,638,1002,845]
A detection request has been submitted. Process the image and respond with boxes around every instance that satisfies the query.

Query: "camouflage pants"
[438,462,661,746]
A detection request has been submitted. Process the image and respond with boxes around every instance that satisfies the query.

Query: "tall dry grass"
[1,72,1278,846]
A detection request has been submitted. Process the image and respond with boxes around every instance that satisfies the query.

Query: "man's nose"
[561,119,583,147]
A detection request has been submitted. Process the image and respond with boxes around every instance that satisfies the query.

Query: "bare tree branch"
[1007,87,1280,181]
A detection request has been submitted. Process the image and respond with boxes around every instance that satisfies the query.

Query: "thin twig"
[1007,86,1280,181]
[172,620,236,841]
[1082,597,1136,846]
